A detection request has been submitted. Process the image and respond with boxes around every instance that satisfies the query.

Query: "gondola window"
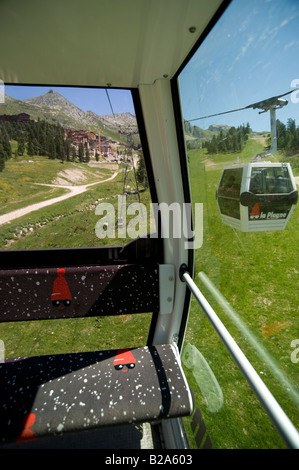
[178,0,299,449]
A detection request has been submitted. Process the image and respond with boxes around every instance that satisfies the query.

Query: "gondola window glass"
[0,86,155,250]
[217,168,242,219]
[178,0,299,449]
[250,166,293,194]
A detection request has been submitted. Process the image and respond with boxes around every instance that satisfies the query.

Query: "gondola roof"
[0,0,224,88]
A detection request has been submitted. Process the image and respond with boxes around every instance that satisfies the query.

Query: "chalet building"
[65,128,119,159]
[101,140,113,158]
[0,113,31,122]
[65,129,95,151]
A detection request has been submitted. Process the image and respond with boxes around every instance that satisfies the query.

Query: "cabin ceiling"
[0,0,224,89]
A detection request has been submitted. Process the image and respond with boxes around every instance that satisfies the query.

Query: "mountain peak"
[46,89,65,98]
[23,89,67,106]
[0,89,138,134]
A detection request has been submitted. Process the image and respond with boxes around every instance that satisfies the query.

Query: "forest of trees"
[203,123,252,154]
[186,118,299,158]
[1,117,299,173]
[274,118,299,153]
[0,119,91,172]
[0,122,12,172]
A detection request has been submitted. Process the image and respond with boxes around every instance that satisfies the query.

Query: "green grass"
[0,313,153,358]
[0,154,155,355]
[0,170,153,249]
[182,141,299,448]
[0,142,298,448]
[0,155,114,216]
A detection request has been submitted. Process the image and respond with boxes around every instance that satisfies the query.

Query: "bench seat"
[0,344,193,445]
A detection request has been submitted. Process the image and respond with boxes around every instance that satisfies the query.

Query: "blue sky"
[179,0,299,132]
[4,85,135,117]
[3,0,299,132]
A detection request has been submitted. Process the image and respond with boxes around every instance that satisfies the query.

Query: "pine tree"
[17,138,25,156]
[64,138,72,161]
[276,120,286,150]
[84,147,90,163]
[136,154,148,189]
[38,128,47,156]
[71,146,77,161]
[78,143,84,163]
[0,144,6,172]
[1,127,12,159]
[49,140,56,160]
[27,137,34,157]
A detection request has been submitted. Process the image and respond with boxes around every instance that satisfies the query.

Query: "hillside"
[1,89,237,143]
[183,120,236,147]
[0,89,137,140]
[1,89,256,149]
[23,89,100,129]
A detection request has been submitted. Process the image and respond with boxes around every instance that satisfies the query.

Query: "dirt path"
[0,171,119,226]
[1,171,297,227]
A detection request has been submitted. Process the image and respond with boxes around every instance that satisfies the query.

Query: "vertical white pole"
[270,106,277,153]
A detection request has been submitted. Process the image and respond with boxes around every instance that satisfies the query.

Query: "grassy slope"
[0,140,298,448]
[182,138,299,448]
[0,154,113,213]
[0,153,154,358]
[0,154,119,247]
[0,168,152,250]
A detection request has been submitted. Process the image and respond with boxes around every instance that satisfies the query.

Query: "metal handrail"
[180,265,299,449]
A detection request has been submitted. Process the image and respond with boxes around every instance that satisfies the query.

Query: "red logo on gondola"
[250,203,260,219]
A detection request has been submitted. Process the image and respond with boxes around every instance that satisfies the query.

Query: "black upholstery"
[0,263,159,321]
[0,344,193,444]
[0,244,193,446]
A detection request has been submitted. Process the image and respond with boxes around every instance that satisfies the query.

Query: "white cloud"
[228,35,255,71]
[284,40,299,51]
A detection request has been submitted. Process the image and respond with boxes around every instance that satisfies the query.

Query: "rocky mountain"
[0,89,137,140]
[183,119,221,143]
[208,124,231,134]
[99,112,137,129]
[1,89,230,146]
[22,89,104,130]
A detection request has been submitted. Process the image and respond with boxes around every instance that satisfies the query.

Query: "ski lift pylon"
[216,162,298,232]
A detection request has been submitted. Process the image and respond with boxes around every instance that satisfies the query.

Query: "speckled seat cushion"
[0,344,193,445]
[0,263,160,321]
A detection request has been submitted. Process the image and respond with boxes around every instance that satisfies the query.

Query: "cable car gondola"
[216,162,298,232]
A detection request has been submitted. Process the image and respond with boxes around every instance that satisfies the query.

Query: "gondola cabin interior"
[0,0,298,450]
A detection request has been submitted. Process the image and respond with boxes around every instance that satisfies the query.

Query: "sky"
[3,85,135,117]
[179,0,299,132]
[2,0,299,132]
